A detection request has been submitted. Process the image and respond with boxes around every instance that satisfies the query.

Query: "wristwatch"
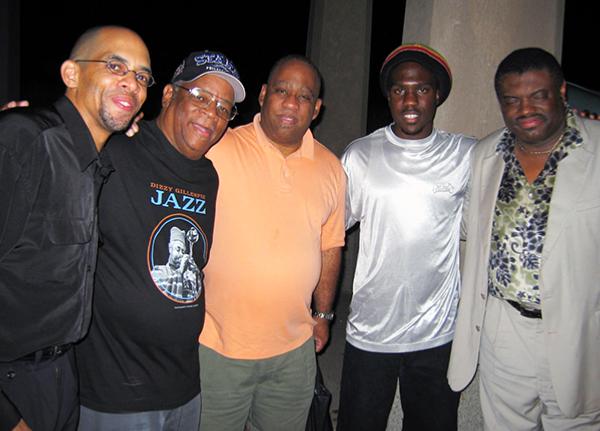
[312,310,335,321]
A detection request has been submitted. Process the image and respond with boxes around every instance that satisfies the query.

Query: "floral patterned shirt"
[488,110,582,308]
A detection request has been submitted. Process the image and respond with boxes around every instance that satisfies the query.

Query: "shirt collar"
[53,96,100,172]
[253,113,315,159]
[384,125,438,148]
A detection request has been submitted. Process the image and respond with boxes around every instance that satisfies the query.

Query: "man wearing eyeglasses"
[0,26,151,431]
[198,55,345,431]
[74,51,245,430]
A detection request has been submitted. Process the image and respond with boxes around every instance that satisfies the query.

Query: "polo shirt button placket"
[280,161,293,192]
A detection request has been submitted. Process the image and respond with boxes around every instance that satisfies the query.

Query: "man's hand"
[313,318,330,353]
[573,107,600,120]
[125,111,144,137]
[12,419,32,431]
[1,100,29,111]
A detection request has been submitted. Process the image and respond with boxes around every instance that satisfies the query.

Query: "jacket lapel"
[477,143,504,246]
[543,121,594,257]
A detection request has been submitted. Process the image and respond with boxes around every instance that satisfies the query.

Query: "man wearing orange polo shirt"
[200,55,346,431]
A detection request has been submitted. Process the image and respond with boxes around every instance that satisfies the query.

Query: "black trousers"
[336,341,459,431]
[0,348,78,431]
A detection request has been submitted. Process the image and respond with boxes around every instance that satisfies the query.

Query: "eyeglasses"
[75,59,155,88]
[173,84,237,121]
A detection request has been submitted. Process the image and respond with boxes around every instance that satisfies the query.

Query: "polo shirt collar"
[253,114,315,159]
[53,96,100,172]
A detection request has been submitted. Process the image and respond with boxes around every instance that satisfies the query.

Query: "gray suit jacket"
[448,116,600,417]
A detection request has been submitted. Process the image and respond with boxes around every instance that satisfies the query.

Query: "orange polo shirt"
[200,114,346,359]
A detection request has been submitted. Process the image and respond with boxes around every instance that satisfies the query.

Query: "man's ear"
[560,80,567,103]
[258,84,268,108]
[162,84,175,108]
[60,60,80,88]
[312,98,322,120]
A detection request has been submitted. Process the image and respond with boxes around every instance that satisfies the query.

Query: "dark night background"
[16,1,598,133]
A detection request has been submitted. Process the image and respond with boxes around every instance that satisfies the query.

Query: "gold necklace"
[517,131,564,157]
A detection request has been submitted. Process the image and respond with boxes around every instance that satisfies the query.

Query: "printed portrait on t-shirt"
[148,214,207,303]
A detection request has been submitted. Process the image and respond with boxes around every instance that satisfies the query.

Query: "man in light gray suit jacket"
[448,47,600,430]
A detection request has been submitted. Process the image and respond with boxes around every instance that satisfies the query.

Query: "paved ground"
[318,290,483,430]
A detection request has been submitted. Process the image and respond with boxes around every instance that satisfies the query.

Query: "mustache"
[112,89,140,102]
[516,114,545,122]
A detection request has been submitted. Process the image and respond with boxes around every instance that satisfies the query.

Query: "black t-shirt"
[76,120,218,412]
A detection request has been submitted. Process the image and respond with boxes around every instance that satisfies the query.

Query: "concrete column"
[306,0,373,299]
[404,0,565,139]
[306,0,373,155]
[0,0,20,104]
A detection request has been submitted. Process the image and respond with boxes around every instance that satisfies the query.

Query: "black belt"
[506,300,542,319]
[19,343,72,362]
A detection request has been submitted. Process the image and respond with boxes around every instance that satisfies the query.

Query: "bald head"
[69,26,147,60]
[267,55,322,97]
